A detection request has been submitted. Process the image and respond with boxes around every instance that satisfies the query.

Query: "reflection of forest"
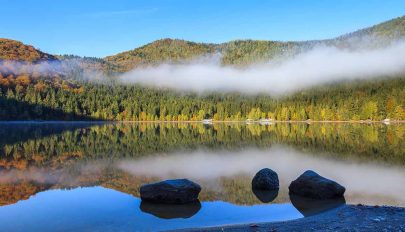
[0,182,49,206]
[1,122,404,168]
[0,166,289,206]
[1,164,402,207]
[0,122,404,206]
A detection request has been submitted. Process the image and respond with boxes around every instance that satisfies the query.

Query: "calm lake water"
[0,122,404,231]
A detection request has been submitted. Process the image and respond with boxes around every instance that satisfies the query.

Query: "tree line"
[0,71,404,121]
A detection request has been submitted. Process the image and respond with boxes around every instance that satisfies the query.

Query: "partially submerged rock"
[140,179,201,204]
[289,170,345,199]
[252,168,279,190]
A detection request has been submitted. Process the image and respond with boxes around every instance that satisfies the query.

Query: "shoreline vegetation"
[0,120,404,123]
[1,78,404,121]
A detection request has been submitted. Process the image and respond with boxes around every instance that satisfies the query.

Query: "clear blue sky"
[1,0,404,57]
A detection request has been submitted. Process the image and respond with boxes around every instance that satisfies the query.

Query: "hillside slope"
[1,16,404,73]
[0,38,56,62]
[105,16,405,71]
[336,16,405,42]
[105,39,217,72]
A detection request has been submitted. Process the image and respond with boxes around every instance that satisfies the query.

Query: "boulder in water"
[140,179,201,204]
[289,170,345,199]
[252,168,279,190]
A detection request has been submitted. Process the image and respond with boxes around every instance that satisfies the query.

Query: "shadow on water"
[0,96,106,146]
[0,121,105,147]
[252,188,279,203]
[289,194,346,217]
[140,201,202,219]
[0,96,101,121]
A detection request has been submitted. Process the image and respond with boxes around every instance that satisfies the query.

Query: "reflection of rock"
[140,201,201,219]
[289,170,345,199]
[290,194,346,217]
[140,179,201,204]
[252,188,279,203]
[251,168,279,190]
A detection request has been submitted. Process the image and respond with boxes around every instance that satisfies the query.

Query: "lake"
[0,122,404,231]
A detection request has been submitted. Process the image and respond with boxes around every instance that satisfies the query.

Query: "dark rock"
[290,193,346,217]
[252,188,279,203]
[140,179,201,204]
[140,200,201,219]
[252,168,279,190]
[289,170,345,199]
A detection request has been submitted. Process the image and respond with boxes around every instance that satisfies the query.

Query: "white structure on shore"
[202,119,213,124]
[383,118,391,125]
[245,118,274,125]
[259,118,274,125]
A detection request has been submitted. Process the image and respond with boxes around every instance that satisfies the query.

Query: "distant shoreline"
[0,120,404,124]
[176,204,405,232]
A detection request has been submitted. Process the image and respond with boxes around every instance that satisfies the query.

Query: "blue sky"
[1,0,404,57]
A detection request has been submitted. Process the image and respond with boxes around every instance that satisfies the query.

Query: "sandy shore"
[173,204,405,232]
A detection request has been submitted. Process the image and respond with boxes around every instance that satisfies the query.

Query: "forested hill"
[105,16,405,71]
[104,38,301,71]
[335,15,405,43]
[1,16,405,72]
[0,38,56,62]
[104,39,217,72]
[0,16,404,121]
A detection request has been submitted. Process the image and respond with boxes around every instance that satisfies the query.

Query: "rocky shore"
[176,204,405,232]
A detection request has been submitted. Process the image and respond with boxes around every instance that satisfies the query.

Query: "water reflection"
[0,121,102,147]
[289,194,346,217]
[252,189,279,203]
[117,148,405,206]
[0,122,404,231]
[140,201,202,219]
[0,187,303,232]
[1,122,404,168]
[0,147,404,206]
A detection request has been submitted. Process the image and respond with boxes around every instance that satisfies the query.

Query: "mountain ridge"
[0,15,404,72]
[103,15,405,71]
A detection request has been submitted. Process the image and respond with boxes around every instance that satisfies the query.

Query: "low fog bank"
[2,38,405,95]
[0,58,107,82]
[0,60,64,77]
[117,146,405,205]
[120,40,405,95]
[0,161,110,185]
